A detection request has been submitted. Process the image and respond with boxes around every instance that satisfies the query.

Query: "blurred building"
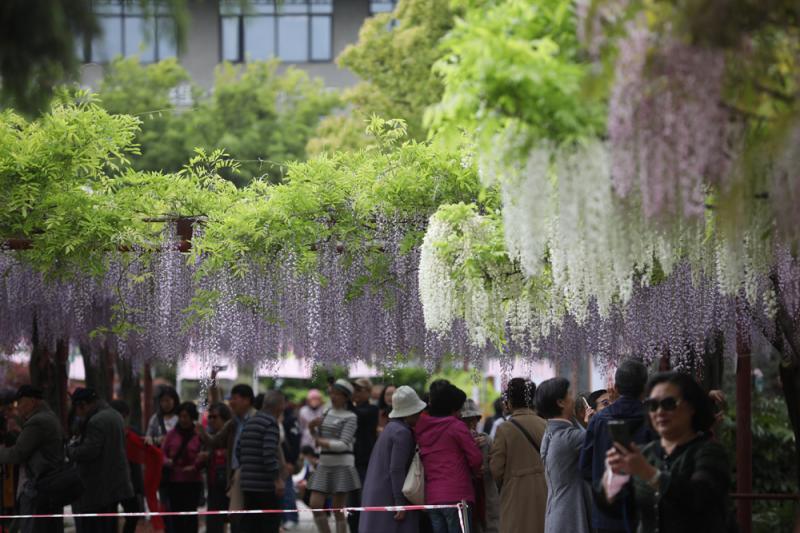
[79,0,397,93]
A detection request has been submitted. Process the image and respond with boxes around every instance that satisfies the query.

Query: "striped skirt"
[307,464,362,494]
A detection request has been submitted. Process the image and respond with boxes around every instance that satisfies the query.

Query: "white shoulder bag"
[402,447,425,504]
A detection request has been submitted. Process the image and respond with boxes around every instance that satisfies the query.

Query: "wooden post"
[736,314,753,533]
[143,361,153,431]
[55,339,69,430]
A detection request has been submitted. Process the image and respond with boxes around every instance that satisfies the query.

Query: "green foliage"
[193,119,485,279]
[427,0,606,151]
[0,94,143,274]
[718,395,798,532]
[96,56,193,173]
[0,0,189,115]
[309,0,458,153]
[96,58,340,185]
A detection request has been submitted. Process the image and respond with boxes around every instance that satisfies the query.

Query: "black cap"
[15,385,44,401]
[70,388,98,405]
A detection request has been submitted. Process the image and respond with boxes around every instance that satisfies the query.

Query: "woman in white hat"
[359,385,427,533]
[308,379,361,533]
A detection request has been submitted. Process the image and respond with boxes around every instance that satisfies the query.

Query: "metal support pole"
[736,314,753,533]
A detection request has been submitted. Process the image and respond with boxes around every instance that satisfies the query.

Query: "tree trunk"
[29,317,69,429]
[117,355,143,432]
[80,342,115,402]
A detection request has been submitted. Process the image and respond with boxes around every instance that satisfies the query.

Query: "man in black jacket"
[0,385,64,533]
[68,388,133,533]
[580,360,655,533]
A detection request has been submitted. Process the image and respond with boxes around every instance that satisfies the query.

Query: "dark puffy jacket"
[236,411,280,493]
[69,404,134,512]
[580,396,656,531]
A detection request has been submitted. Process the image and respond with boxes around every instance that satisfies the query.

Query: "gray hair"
[261,390,284,414]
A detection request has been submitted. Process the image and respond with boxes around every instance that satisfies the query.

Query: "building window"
[369,0,397,14]
[220,0,333,63]
[84,0,176,63]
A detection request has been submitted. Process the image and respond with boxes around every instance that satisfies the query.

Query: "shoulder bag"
[402,447,425,504]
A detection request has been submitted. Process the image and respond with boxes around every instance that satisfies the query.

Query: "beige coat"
[489,408,548,533]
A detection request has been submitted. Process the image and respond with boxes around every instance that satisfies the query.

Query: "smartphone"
[581,396,591,410]
[607,420,633,450]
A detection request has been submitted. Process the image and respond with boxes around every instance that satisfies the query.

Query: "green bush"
[718,395,798,532]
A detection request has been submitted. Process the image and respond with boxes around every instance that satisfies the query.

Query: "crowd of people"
[0,359,735,533]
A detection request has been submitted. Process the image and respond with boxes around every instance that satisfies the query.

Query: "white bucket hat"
[389,386,427,418]
[460,398,481,419]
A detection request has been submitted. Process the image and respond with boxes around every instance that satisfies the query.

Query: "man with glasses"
[579,360,656,533]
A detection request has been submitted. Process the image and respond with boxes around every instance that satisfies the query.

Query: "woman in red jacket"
[415,382,483,533]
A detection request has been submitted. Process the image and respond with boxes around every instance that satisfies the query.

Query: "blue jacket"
[579,396,656,532]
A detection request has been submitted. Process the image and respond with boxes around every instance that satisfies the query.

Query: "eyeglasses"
[643,397,681,412]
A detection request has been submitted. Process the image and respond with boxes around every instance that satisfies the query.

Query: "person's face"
[208,408,225,432]
[647,382,694,440]
[559,387,576,418]
[229,393,252,417]
[463,416,479,432]
[160,395,175,415]
[595,392,612,413]
[352,387,369,405]
[308,394,322,409]
[73,402,91,419]
[370,386,382,403]
[178,410,194,429]
[383,386,396,406]
[330,388,348,408]
[16,397,35,419]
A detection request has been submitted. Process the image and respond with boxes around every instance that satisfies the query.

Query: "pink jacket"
[415,415,483,504]
[161,428,204,483]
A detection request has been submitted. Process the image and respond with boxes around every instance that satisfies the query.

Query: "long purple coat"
[359,419,419,533]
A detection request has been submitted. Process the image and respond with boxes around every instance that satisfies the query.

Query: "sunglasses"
[643,397,681,412]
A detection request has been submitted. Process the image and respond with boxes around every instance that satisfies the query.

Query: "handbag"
[401,448,425,505]
[35,462,85,507]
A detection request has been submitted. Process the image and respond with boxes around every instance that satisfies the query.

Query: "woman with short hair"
[536,377,592,533]
[602,372,733,533]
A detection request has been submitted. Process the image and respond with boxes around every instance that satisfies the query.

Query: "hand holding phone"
[607,420,633,451]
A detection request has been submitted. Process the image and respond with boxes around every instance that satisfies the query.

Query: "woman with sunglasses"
[601,372,733,533]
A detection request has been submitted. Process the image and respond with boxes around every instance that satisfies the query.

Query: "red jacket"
[125,429,165,531]
[415,416,483,505]
[161,429,203,483]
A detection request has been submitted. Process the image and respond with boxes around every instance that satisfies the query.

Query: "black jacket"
[353,402,378,470]
[0,405,64,480]
[68,404,134,511]
[598,433,733,533]
[580,396,656,531]
[236,411,280,493]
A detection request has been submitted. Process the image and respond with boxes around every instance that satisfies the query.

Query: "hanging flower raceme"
[608,24,738,219]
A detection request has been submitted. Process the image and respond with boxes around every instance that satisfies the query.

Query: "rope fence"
[0,503,470,533]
